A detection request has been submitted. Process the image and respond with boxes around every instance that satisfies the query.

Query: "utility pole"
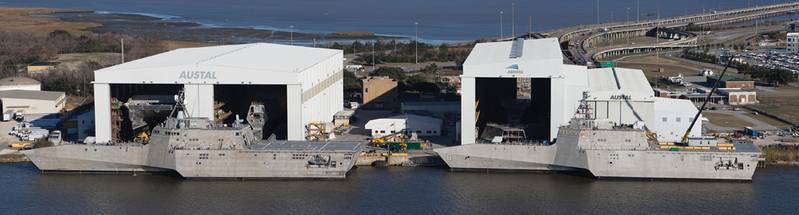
[415,22,419,64]
[120,38,125,63]
[656,10,661,74]
[754,18,759,44]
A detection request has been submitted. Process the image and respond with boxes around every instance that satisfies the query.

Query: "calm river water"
[2,163,799,214]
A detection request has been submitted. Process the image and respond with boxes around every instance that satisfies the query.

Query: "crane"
[680,55,736,144]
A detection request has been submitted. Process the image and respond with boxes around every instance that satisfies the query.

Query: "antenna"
[169,89,189,118]
[680,55,736,143]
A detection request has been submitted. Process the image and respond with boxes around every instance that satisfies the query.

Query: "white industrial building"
[365,114,442,138]
[460,38,701,144]
[0,90,65,114]
[93,43,343,143]
[0,76,41,91]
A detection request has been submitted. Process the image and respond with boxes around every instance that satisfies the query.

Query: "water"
[2,163,799,214]
[0,0,795,42]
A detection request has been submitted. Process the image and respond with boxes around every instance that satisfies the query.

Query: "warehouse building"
[0,76,41,91]
[706,74,755,89]
[0,90,65,114]
[460,38,702,144]
[361,76,398,109]
[718,88,758,105]
[365,114,442,138]
[93,43,343,143]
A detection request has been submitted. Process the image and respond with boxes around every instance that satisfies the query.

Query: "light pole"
[596,0,600,25]
[289,25,294,45]
[529,16,532,34]
[626,8,630,45]
[500,11,504,39]
[636,0,640,22]
[511,2,515,38]
[415,22,419,64]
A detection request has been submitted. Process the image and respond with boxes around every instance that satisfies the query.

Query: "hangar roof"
[97,43,340,74]
[463,38,564,78]
[587,68,652,92]
[586,67,654,100]
[0,76,39,86]
[0,90,64,101]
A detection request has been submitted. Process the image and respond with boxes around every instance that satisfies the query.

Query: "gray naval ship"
[24,95,364,179]
[436,92,761,180]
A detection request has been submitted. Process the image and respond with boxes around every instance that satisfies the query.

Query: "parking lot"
[0,113,48,149]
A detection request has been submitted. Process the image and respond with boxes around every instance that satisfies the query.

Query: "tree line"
[328,40,471,66]
[0,30,167,96]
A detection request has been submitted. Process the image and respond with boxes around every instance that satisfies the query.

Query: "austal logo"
[179,71,217,80]
[506,64,523,74]
[609,94,631,100]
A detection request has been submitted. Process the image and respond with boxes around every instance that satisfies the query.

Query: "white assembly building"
[93,43,343,143]
[460,38,701,145]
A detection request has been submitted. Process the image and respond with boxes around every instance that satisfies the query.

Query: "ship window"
[676,117,681,122]
[662,117,667,122]
[235,132,240,136]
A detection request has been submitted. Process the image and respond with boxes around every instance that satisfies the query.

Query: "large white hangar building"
[93,43,343,143]
[460,38,701,145]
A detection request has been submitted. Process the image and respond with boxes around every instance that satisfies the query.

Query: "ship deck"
[650,141,760,153]
[248,141,364,152]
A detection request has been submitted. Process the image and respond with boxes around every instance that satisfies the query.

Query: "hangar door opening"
[474,77,550,143]
[214,85,287,140]
[109,84,183,142]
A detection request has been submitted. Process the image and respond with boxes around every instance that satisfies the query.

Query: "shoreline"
[1,6,412,45]
[25,7,414,45]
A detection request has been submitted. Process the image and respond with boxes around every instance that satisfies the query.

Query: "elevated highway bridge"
[546,2,799,64]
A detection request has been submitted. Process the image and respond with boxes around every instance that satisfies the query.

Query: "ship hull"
[585,150,759,180]
[23,144,163,173]
[435,143,760,180]
[24,144,360,179]
[173,150,358,179]
[434,144,569,171]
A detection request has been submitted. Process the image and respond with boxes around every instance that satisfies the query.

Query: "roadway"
[548,2,799,64]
